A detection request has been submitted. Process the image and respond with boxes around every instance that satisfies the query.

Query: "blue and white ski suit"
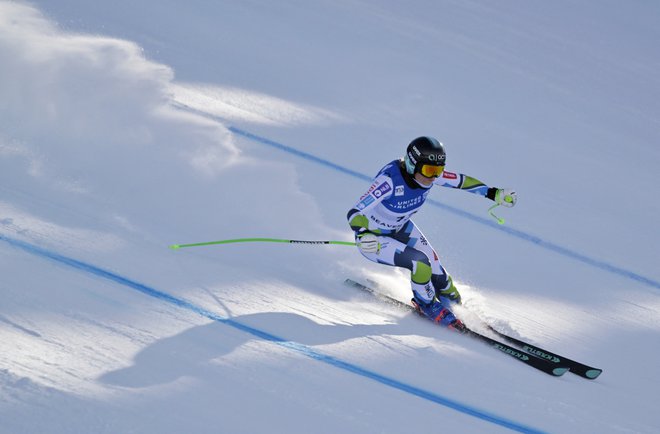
[347,159,494,304]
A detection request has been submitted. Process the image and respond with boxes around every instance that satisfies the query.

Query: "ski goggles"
[419,164,445,178]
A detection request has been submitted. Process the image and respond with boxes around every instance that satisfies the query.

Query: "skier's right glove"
[488,188,517,207]
[357,232,381,254]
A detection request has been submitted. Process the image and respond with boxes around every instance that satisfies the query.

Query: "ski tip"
[584,369,602,379]
[169,244,181,250]
[553,367,570,376]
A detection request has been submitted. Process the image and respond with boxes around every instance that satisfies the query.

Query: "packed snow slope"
[1,1,659,433]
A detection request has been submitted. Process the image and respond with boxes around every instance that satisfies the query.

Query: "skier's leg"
[391,221,462,304]
[357,234,435,303]
[357,232,463,329]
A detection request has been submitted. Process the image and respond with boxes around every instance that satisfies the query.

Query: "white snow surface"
[1,1,659,433]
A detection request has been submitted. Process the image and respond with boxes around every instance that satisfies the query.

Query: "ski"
[463,329,569,377]
[485,326,602,379]
[344,279,569,377]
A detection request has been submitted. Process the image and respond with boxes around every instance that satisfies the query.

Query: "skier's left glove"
[487,187,517,207]
[357,232,381,254]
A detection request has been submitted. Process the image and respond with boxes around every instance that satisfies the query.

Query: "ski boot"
[412,294,467,333]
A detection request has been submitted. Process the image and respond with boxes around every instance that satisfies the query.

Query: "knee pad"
[394,247,432,284]
[410,257,432,285]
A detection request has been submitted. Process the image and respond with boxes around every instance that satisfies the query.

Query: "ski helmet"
[404,136,446,177]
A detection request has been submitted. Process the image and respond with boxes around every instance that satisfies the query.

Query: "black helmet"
[404,136,446,176]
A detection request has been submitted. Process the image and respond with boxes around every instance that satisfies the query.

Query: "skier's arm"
[436,170,517,206]
[346,175,393,234]
[435,170,489,196]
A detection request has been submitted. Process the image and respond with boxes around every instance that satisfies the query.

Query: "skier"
[347,136,517,331]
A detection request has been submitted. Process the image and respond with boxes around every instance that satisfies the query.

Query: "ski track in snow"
[0,233,544,434]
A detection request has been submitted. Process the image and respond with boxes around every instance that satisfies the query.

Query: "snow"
[1,0,659,432]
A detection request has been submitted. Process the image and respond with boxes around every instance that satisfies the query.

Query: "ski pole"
[488,204,505,225]
[169,237,356,250]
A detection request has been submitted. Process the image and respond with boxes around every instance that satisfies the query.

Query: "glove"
[494,188,517,208]
[357,232,381,254]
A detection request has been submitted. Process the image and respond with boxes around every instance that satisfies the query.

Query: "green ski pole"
[170,237,356,250]
[488,204,505,225]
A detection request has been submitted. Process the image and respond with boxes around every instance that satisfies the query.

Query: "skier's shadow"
[99,310,435,388]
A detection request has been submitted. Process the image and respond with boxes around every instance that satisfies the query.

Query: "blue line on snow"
[0,233,544,434]
[229,126,660,291]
